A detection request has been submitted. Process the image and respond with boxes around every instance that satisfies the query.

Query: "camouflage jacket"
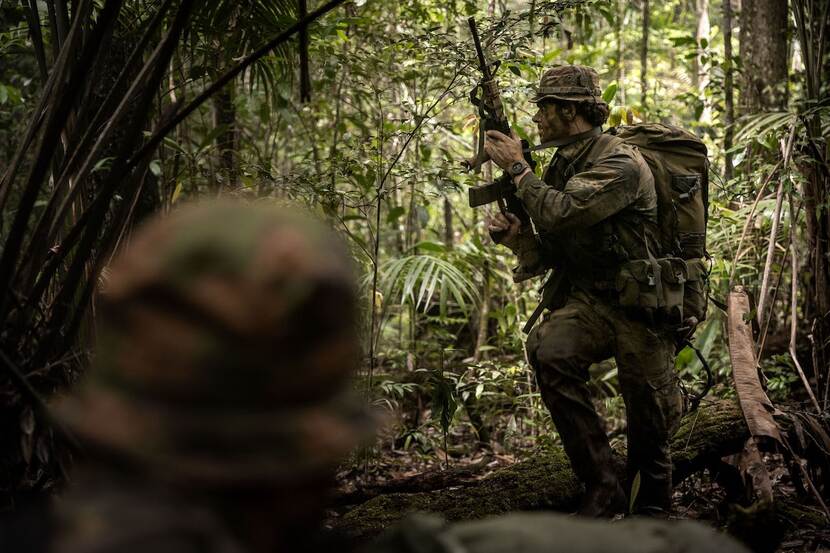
[508,132,660,291]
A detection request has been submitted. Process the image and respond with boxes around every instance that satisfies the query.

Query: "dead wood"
[728,287,830,516]
[333,458,491,507]
[727,288,783,443]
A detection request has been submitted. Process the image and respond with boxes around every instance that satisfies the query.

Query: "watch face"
[511,161,526,175]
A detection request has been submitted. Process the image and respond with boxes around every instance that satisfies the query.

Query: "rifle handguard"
[468,180,515,208]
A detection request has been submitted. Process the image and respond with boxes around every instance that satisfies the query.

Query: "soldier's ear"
[559,103,577,121]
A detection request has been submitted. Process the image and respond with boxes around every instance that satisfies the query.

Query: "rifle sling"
[522,271,566,334]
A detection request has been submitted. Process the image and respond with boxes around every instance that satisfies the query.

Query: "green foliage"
[378,252,479,316]
[2,0,820,475]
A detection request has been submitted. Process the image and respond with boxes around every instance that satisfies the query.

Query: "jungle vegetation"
[0,0,828,548]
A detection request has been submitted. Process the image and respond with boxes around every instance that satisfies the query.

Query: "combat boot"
[577,477,627,518]
[629,472,672,517]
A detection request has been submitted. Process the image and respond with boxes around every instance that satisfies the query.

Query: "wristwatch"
[510,161,529,178]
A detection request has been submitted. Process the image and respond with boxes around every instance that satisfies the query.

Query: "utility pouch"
[616,257,688,323]
[682,257,708,324]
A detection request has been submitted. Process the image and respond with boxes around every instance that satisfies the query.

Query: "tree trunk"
[298,0,311,102]
[739,0,788,112]
[466,261,492,443]
[722,0,735,182]
[616,0,626,104]
[640,0,649,109]
[791,0,829,405]
[695,0,711,121]
[443,196,453,249]
[336,399,830,541]
[474,262,491,362]
[213,84,238,190]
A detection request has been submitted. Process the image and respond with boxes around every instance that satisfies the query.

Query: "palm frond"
[378,254,479,316]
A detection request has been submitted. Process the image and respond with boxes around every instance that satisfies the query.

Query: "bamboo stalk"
[728,159,782,287]
[788,192,821,412]
[756,126,796,329]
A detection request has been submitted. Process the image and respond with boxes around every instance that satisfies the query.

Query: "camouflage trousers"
[525,289,684,513]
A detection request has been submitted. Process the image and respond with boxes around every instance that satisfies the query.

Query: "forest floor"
[330,399,830,553]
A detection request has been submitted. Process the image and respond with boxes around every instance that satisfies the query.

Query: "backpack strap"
[526,125,603,153]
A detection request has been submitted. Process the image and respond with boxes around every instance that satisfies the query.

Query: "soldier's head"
[531,65,609,142]
[54,200,371,548]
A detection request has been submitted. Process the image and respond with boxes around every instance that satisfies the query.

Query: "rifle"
[463,17,535,242]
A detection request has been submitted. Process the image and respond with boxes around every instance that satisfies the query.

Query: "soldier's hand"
[487,212,522,248]
[484,130,524,172]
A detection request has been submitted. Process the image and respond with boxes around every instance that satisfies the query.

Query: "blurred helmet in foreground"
[54,200,371,487]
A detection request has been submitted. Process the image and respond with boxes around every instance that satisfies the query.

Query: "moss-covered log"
[671,398,747,481]
[336,400,748,539]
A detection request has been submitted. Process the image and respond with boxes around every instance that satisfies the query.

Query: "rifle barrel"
[467,17,490,80]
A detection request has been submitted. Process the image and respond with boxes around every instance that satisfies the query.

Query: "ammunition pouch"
[615,257,688,324]
[682,258,708,325]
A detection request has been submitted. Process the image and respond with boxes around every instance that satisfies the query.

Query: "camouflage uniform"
[509,66,684,515]
[366,513,750,553]
[40,201,372,553]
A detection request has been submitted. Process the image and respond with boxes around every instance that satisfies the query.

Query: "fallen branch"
[334,458,492,508]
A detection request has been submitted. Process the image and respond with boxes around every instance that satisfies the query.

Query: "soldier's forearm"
[515,172,572,231]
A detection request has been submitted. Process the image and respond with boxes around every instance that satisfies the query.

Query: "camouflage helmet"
[531,64,604,104]
[53,200,372,487]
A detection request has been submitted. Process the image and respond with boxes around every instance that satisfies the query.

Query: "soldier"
[34,201,373,552]
[483,65,684,517]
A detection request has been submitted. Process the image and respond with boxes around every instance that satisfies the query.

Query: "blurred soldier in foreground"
[2,201,747,553]
[37,201,369,552]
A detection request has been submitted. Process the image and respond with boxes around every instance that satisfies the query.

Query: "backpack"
[612,123,710,327]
